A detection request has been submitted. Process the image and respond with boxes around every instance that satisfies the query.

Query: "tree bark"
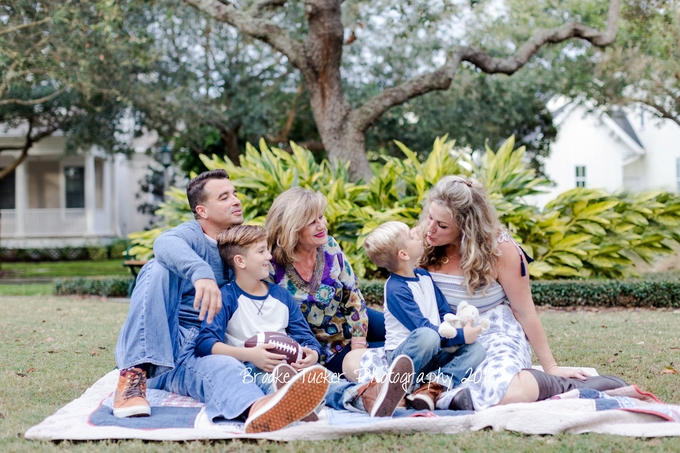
[300,0,374,181]
[217,122,242,165]
[184,0,621,181]
[0,122,58,181]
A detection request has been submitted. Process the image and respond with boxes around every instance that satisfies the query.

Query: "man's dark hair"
[186,169,230,219]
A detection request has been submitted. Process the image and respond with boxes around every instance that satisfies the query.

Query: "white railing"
[0,209,16,238]
[94,209,109,235]
[0,208,113,238]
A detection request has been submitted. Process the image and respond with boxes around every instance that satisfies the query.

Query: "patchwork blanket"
[25,370,680,441]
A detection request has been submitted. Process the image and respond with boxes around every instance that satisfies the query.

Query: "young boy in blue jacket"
[364,221,486,411]
[195,225,414,432]
[193,225,328,433]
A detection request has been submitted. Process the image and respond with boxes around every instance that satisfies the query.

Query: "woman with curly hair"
[419,175,626,410]
[265,187,385,377]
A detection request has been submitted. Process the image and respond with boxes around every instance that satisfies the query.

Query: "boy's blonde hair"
[364,221,410,272]
[217,225,268,272]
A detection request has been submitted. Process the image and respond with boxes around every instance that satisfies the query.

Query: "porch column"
[103,157,113,235]
[85,152,95,236]
[15,160,27,238]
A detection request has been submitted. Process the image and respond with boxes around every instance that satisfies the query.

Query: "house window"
[64,166,85,208]
[575,166,586,188]
[95,158,104,209]
[28,161,59,208]
[0,168,16,209]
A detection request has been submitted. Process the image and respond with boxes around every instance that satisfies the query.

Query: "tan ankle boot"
[355,354,413,417]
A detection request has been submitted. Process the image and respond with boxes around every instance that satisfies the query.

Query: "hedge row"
[360,278,680,308]
[54,276,133,298]
[53,276,680,308]
[0,239,131,262]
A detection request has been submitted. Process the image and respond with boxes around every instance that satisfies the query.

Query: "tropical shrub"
[127,136,680,279]
[360,278,680,308]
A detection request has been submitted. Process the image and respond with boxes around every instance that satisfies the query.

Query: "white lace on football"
[270,340,298,356]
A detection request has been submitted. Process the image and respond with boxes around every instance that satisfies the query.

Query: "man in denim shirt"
[113,169,243,418]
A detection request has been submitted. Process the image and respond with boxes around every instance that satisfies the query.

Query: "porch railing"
[0,208,111,238]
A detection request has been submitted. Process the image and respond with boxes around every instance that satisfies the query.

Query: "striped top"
[429,272,508,314]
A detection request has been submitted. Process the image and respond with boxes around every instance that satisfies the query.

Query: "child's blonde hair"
[364,221,410,272]
[217,225,268,272]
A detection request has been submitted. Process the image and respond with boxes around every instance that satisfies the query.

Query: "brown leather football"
[243,331,305,364]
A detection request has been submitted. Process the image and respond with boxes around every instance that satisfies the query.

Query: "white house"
[530,97,680,207]
[0,127,157,248]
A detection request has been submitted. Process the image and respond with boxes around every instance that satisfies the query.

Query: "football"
[243,332,306,364]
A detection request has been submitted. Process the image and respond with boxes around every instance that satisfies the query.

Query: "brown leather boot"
[355,354,413,417]
[113,367,151,418]
[407,382,445,411]
[244,365,328,433]
[407,382,474,411]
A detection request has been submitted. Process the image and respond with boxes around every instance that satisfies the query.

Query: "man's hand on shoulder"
[194,278,222,324]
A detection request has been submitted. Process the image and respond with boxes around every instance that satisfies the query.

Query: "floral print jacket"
[270,236,368,365]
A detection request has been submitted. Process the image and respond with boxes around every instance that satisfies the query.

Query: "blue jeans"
[116,260,366,419]
[386,328,486,389]
[148,326,264,421]
[115,259,183,379]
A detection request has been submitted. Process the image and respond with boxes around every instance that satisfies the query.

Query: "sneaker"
[406,381,446,411]
[272,363,298,391]
[356,354,413,417]
[271,363,319,422]
[435,387,475,411]
[244,365,329,433]
[113,367,151,418]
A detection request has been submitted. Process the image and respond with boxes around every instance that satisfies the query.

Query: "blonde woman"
[419,175,626,410]
[264,187,386,376]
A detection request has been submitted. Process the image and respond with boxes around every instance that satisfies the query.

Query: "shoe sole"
[113,404,151,418]
[406,394,435,411]
[272,363,319,422]
[272,363,297,391]
[371,355,414,417]
[245,366,329,433]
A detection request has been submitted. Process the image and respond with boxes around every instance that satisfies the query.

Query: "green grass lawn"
[1,297,679,452]
[0,284,53,297]
[1,260,131,278]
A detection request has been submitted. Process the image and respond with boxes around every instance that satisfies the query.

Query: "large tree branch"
[183,0,306,69]
[0,121,57,180]
[0,145,25,153]
[351,0,620,132]
[0,17,50,36]
[248,0,287,17]
[630,98,680,128]
[349,56,462,132]
[0,86,68,106]
[460,0,619,74]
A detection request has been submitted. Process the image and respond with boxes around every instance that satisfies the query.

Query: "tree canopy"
[573,0,680,126]
[0,0,151,180]
[181,0,620,180]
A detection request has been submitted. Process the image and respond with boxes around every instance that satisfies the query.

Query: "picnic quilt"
[24,369,680,441]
